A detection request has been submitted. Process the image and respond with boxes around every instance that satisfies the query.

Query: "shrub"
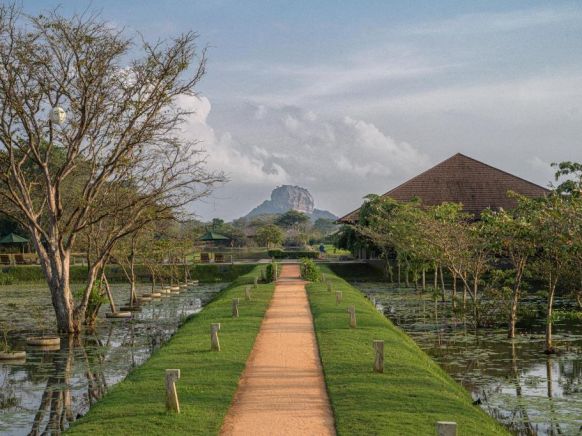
[268,249,319,259]
[265,262,280,283]
[0,272,14,285]
[300,258,320,282]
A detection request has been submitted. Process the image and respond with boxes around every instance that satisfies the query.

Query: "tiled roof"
[338,153,549,223]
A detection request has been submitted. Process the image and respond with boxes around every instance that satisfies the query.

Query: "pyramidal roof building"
[339,153,549,224]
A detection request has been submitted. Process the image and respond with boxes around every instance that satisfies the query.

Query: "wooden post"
[373,340,384,373]
[165,369,181,413]
[348,305,356,328]
[336,291,342,305]
[436,421,457,436]
[210,323,221,351]
[245,285,252,301]
[232,298,239,318]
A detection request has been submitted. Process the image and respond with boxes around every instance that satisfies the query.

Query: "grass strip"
[308,265,509,436]
[67,266,274,435]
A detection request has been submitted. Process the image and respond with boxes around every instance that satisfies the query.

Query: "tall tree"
[0,6,223,332]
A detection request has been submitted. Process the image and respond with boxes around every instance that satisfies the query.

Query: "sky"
[23,1,582,220]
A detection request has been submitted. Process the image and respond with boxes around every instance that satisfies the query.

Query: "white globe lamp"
[50,106,66,125]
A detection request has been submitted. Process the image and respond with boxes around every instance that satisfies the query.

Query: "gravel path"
[220,264,335,436]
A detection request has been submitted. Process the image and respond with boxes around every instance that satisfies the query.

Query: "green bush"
[0,271,14,285]
[300,258,320,282]
[268,249,319,259]
[0,264,256,285]
[265,262,280,282]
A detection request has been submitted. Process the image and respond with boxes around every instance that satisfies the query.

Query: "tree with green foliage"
[481,196,538,338]
[256,224,284,248]
[0,6,223,332]
[275,210,309,228]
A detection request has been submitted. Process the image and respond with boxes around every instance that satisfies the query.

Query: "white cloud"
[178,96,429,220]
[178,95,289,185]
[403,6,582,36]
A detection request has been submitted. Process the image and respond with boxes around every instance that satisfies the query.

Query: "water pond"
[0,282,225,435]
[354,282,582,436]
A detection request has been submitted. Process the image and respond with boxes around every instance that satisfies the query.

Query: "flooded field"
[355,282,582,436]
[0,282,225,435]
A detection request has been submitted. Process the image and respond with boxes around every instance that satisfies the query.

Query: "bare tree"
[0,5,224,332]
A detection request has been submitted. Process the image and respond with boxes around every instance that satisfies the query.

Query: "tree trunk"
[439,266,445,302]
[34,238,78,333]
[508,265,524,339]
[422,268,426,292]
[545,274,558,354]
[397,262,401,288]
[452,271,457,310]
[433,263,438,289]
[102,273,117,313]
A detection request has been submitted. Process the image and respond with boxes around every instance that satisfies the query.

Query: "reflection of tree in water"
[27,332,112,435]
[28,336,74,436]
[82,332,109,406]
[0,368,20,411]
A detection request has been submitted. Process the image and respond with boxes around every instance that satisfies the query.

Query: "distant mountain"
[245,185,337,221]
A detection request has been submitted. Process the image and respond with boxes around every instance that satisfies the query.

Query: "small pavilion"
[199,231,231,247]
[0,232,29,253]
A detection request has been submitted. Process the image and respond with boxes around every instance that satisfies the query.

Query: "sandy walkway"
[220,264,335,436]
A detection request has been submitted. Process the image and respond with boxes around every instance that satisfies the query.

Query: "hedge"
[267,249,319,259]
[0,264,256,284]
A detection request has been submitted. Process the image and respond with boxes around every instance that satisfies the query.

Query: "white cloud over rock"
[178,96,429,220]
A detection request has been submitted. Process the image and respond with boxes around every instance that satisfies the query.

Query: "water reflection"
[356,282,582,436]
[0,283,223,435]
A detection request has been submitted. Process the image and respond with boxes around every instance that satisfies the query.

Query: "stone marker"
[165,369,181,413]
[211,323,221,351]
[373,340,384,373]
[232,298,239,318]
[245,285,252,301]
[336,291,342,305]
[348,305,356,328]
[436,421,457,436]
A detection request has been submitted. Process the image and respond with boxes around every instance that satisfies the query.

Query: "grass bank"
[0,263,256,284]
[67,266,274,435]
[308,266,509,436]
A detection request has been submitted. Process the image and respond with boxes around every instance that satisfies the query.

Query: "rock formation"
[245,185,336,221]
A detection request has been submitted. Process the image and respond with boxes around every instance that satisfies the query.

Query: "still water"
[0,282,225,435]
[355,282,582,436]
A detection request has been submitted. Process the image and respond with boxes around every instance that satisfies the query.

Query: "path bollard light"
[210,323,221,351]
[245,285,252,301]
[336,291,342,305]
[436,421,457,436]
[373,340,384,373]
[348,305,357,328]
[327,282,332,293]
[165,369,181,413]
[232,298,239,318]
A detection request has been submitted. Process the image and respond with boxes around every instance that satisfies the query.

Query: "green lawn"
[67,266,274,435]
[308,266,509,436]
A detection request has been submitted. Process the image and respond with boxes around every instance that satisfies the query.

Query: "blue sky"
[23,1,582,220]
